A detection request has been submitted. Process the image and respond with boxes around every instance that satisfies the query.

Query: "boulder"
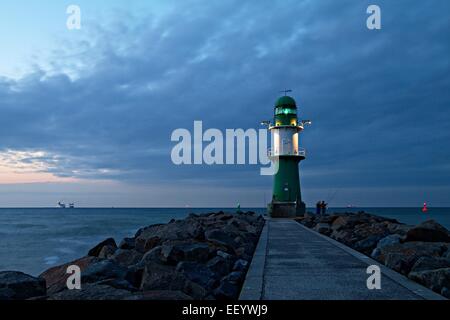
[371,248,382,261]
[316,215,340,224]
[330,229,354,246]
[138,246,163,266]
[240,213,263,227]
[234,247,252,262]
[39,256,99,294]
[174,242,212,263]
[135,220,205,253]
[207,257,231,277]
[444,248,450,259]
[216,250,237,268]
[81,260,135,288]
[228,219,258,234]
[378,242,447,275]
[135,223,164,238]
[408,268,450,293]
[98,245,117,259]
[139,241,214,267]
[135,236,161,254]
[139,262,177,291]
[0,287,15,300]
[213,279,240,300]
[183,280,209,300]
[110,249,143,267]
[303,212,317,220]
[211,212,234,221]
[405,220,450,243]
[234,240,255,256]
[331,215,369,231]
[176,262,218,289]
[48,283,132,300]
[299,213,317,228]
[233,259,249,272]
[160,244,185,265]
[353,234,386,255]
[205,229,236,248]
[377,234,403,250]
[353,222,390,239]
[217,250,234,260]
[410,257,450,273]
[119,237,135,250]
[222,271,245,284]
[139,262,207,299]
[371,234,402,260]
[88,238,117,257]
[441,287,450,299]
[387,223,413,236]
[0,271,46,300]
[301,219,316,228]
[95,278,138,291]
[313,223,332,236]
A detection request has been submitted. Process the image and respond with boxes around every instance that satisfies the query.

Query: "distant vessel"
[58,202,75,209]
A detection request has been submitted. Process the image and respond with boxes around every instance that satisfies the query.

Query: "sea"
[0,207,449,276]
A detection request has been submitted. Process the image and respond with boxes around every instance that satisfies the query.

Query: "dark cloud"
[0,0,449,206]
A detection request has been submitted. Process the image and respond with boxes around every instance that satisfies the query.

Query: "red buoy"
[422,202,428,213]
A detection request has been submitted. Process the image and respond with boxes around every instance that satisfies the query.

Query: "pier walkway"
[240,219,445,300]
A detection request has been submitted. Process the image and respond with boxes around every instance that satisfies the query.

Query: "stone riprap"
[297,212,450,298]
[0,211,264,300]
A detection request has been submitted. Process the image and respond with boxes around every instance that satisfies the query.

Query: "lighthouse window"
[275,107,297,115]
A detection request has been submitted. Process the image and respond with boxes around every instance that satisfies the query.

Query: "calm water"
[0,207,448,276]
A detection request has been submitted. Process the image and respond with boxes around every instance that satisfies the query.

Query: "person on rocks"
[320,201,328,215]
[316,201,321,215]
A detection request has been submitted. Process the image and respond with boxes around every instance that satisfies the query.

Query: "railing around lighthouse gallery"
[268,148,306,157]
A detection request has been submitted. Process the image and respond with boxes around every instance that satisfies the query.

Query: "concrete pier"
[240,219,445,300]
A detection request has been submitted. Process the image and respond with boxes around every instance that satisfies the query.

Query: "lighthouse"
[265,93,311,217]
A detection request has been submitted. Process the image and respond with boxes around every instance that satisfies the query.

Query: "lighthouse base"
[268,201,306,218]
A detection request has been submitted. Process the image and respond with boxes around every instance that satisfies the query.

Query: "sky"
[0,0,449,207]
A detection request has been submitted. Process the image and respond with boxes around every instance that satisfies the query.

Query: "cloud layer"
[0,0,449,206]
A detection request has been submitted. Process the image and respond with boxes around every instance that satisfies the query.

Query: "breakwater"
[0,211,264,300]
[298,212,450,298]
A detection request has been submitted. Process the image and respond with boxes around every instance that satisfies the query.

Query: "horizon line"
[0,206,443,209]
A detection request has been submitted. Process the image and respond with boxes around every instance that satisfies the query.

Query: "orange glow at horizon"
[0,167,78,184]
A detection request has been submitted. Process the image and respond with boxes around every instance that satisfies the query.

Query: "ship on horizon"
[58,202,75,209]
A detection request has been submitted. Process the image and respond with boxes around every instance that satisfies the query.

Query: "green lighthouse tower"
[266,93,311,217]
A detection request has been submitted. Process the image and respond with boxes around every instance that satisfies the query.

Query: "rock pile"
[0,211,264,300]
[298,212,450,298]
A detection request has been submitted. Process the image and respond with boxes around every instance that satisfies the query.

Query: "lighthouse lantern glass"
[275,107,297,115]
